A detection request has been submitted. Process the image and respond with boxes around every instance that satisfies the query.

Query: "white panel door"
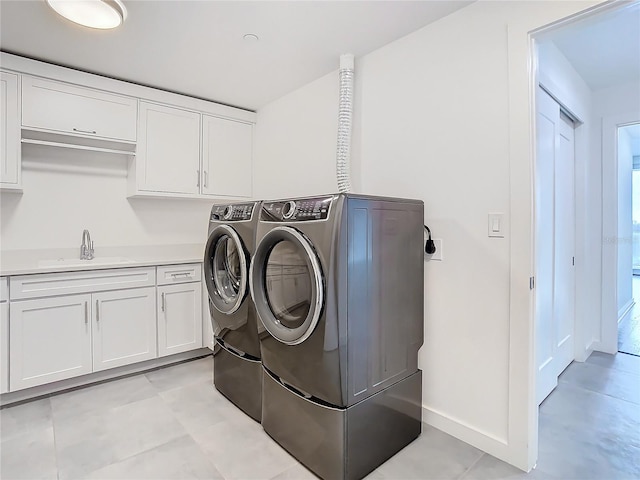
[157,283,202,357]
[137,102,201,195]
[201,115,252,197]
[9,294,92,391]
[1,71,20,187]
[554,113,576,375]
[1,301,9,393]
[92,287,157,372]
[535,87,575,405]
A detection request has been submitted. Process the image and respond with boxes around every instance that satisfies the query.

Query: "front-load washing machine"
[204,201,262,422]
[249,193,424,480]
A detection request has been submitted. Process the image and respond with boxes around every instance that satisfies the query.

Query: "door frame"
[598,113,640,353]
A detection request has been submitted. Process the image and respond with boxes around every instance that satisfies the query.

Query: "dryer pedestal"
[262,367,422,480]
[213,341,262,422]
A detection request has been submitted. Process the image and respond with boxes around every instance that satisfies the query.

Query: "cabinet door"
[10,294,92,391]
[158,283,202,357]
[201,115,252,197]
[1,302,9,394]
[21,76,137,141]
[137,102,200,195]
[1,71,20,188]
[92,287,157,372]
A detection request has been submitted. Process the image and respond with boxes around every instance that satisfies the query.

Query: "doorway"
[532,0,640,400]
[621,123,640,356]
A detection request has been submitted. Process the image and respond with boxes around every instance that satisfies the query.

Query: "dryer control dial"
[282,201,296,219]
[223,205,234,220]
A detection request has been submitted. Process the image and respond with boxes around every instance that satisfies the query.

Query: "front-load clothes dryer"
[204,201,262,422]
[249,193,424,480]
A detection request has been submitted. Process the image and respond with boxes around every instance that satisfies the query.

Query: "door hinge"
[530,276,535,290]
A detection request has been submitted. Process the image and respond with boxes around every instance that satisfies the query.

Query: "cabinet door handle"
[73,127,97,135]
[197,170,200,187]
[161,292,165,312]
[85,301,88,324]
[203,171,208,188]
[170,272,192,278]
[96,299,100,322]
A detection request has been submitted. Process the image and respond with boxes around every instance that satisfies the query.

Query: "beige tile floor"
[1,351,638,480]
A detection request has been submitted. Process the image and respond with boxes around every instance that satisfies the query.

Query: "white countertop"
[0,244,205,276]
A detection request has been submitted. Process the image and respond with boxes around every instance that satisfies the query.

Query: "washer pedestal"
[213,341,262,422]
[262,368,422,480]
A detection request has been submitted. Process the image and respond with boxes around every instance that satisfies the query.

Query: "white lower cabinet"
[158,282,202,357]
[1,301,10,393]
[3,264,204,394]
[92,287,157,372]
[10,294,93,391]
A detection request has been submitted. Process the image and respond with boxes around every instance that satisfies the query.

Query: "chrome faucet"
[80,229,94,260]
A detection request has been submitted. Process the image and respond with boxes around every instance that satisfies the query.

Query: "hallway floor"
[618,276,640,356]
[1,352,639,480]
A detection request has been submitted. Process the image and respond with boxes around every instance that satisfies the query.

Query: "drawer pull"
[73,127,97,135]
[170,272,192,278]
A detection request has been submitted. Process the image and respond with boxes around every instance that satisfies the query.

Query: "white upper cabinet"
[202,115,252,198]
[134,102,201,196]
[0,71,21,190]
[21,76,137,142]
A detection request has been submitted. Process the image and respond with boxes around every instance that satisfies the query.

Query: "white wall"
[254,0,602,471]
[0,147,213,252]
[253,71,339,200]
[617,127,634,315]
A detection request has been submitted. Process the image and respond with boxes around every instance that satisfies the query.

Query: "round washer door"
[204,225,248,315]
[250,226,323,345]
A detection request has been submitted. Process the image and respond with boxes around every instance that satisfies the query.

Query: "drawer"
[157,263,202,285]
[22,76,137,142]
[10,267,156,300]
[0,277,7,302]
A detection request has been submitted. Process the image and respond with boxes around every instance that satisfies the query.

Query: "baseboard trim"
[0,349,212,407]
[618,298,635,324]
[422,405,521,469]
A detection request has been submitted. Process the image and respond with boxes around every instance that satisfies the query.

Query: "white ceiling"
[0,0,473,111]
[548,2,640,91]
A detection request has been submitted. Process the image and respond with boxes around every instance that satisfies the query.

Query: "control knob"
[223,205,234,220]
[282,201,296,219]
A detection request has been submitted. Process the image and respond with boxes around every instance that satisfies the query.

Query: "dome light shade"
[46,0,127,30]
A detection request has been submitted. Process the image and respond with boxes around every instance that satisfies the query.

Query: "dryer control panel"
[210,203,255,222]
[261,196,333,222]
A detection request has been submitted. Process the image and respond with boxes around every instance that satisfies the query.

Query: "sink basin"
[38,256,135,268]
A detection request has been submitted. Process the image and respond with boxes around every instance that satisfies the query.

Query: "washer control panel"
[262,196,333,222]
[210,203,256,222]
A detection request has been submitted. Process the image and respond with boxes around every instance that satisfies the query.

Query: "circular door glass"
[205,225,247,315]
[265,240,313,329]
[250,226,323,345]
[212,235,242,304]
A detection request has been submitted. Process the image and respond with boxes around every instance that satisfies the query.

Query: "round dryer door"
[250,226,323,345]
[204,225,248,315]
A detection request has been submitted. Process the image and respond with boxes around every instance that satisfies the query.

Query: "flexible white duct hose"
[336,54,354,193]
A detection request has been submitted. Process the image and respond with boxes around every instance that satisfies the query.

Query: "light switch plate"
[488,213,505,238]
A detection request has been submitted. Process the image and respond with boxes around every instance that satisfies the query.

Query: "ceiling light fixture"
[243,34,259,42]
[46,0,127,30]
